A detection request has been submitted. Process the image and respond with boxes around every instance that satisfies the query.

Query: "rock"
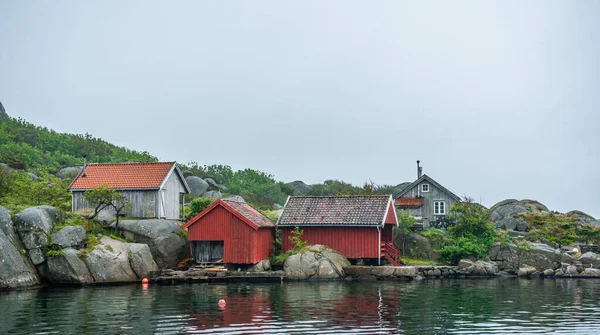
[0,229,40,288]
[251,259,272,272]
[283,245,350,280]
[0,206,20,246]
[562,253,576,264]
[520,200,549,212]
[538,237,557,249]
[394,232,432,259]
[51,226,86,248]
[223,195,245,203]
[46,248,94,284]
[488,241,561,271]
[566,264,579,275]
[517,266,536,277]
[285,181,311,194]
[185,176,209,197]
[567,210,600,226]
[127,243,159,279]
[57,167,82,180]
[13,206,57,265]
[457,259,473,270]
[371,267,396,277]
[394,266,418,278]
[115,219,188,269]
[27,172,38,181]
[0,163,15,174]
[94,208,116,225]
[0,101,6,117]
[578,252,599,266]
[85,237,139,282]
[543,269,555,277]
[490,200,530,231]
[204,178,219,190]
[489,199,519,214]
[581,268,600,277]
[201,190,222,200]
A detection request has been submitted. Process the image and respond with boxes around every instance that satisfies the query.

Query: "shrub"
[185,197,214,221]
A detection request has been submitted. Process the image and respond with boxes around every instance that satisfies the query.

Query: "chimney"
[417,160,422,179]
[82,155,87,178]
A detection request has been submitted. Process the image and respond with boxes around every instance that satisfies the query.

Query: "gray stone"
[185,176,209,197]
[517,266,536,277]
[127,243,159,279]
[581,268,600,277]
[489,241,561,271]
[520,199,549,212]
[57,167,82,180]
[567,210,600,226]
[27,172,38,181]
[46,248,94,284]
[283,245,350,280]
[490,202,529,230]
[0,229,40,288]
[0,101,6,117]
[457,259,473,269]
[566,264,579,275]
[543,269,555,276]
[371,266,396,277]
[13,206,57,265]
[116,219,188,269]
[85,237,139,282]
[578,252,599,265]
[394,232,432,259]
[94,208,116,225]
[489,199,519,214]
[204,178,219,190]
[285,181,311,194]
[223,195,245,203]
[251,259,271,272]
[51,226,86,248]
[394,266,417,278]
[201,190,223,200]
[0,205,20,246]
[0,163,15,174]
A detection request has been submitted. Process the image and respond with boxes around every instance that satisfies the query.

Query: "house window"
[421,184,430,193]
[434,201,446,215]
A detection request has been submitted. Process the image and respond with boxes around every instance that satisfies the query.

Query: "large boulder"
[490,200,529,231]
[84,236,158,282]
[93,208,116,225]
[394,232,432,259]
[201,190,222,200]
[488,241,562,272]
[520,199,549,212]
[0,205,20,246]
[115,219,188,269]
[13,206,57,265]
[285,181,311,194]
[567,210,600,226]
[186,176,209,197]
[46,248,94,284]
[204,178,219,190]
[0,229,40,289]
[51,226,86,248]
[57,166,82,180]
[456,259,499,276]
[283,245,350,280]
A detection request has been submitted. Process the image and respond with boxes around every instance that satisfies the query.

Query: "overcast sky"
[1,1,598,217]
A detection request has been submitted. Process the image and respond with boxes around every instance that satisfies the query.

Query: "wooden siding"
[187,205,274,264]
[160,170,186,220]
[72,190,157,218]
[398,182,457,228]
[281,226,380,259]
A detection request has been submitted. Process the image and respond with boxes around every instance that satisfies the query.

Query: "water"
[2,279,600,334]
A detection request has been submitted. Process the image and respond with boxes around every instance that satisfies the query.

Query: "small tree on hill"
[83,185,131,229]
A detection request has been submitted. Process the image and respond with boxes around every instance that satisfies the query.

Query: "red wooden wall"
[187,205,274,264]
[281,226,380,259]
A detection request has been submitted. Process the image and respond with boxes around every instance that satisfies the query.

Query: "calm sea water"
[2,279,600,334]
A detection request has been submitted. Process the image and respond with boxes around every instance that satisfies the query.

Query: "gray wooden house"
[68,162,190,220]
[394,161,461,228]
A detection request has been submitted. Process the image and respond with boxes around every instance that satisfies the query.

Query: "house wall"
[160,170,187,220]
[398,182,457,228]
[187,205,274,264]
[72,190,157,218]
[281,226,380,259]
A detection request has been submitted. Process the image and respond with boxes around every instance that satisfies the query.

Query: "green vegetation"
[395,211,417,255]
[400,257,439,265]
[83,185,131,229]
[184,197,214,221]
[273,227,308,263]
[46,249,64,257]
[0,116,156,172]
[523,211,600,245]
[0,170,71,213]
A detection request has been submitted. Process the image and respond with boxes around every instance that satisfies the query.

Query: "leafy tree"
[83,185,131,229]
[228,168,286,208]
[185,197,214,221]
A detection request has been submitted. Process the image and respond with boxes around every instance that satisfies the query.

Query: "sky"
[0,1,598,217]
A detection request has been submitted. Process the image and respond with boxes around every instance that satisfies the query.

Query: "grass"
[400,257,439,266]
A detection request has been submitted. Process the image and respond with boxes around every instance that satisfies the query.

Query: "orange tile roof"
[69,162,175,190]
[395,197,423,207]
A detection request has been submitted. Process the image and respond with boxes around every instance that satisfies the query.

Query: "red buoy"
[142,278,149,284]
[218,299,226,307]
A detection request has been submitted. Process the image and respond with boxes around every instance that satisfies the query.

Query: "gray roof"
[277,195,392,226]
[393,174,461,201]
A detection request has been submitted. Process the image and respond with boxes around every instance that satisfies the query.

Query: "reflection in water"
[2,279,600,334]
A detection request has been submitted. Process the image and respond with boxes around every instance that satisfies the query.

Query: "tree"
[185,197,214,220]
[83,185,131,229]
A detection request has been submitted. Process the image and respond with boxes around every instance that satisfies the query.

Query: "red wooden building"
[277,195,401,265]
[182,199,275,264]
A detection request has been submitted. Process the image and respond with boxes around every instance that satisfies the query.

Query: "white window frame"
[434,201,446,215]
[421,183,430,193]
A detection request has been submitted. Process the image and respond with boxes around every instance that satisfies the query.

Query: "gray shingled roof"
[222,200,275,228]
[277,195,392,226]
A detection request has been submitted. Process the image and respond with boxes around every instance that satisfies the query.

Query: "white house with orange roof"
[68,162,190,220]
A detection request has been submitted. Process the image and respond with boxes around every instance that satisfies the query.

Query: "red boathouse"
[182,199,275,264]
[277,195,401,265]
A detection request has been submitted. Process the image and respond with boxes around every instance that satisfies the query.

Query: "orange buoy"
[218,299,226,307]
[142,278,149,284]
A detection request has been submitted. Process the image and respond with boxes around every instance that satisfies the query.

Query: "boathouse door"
[193,241,224,263]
